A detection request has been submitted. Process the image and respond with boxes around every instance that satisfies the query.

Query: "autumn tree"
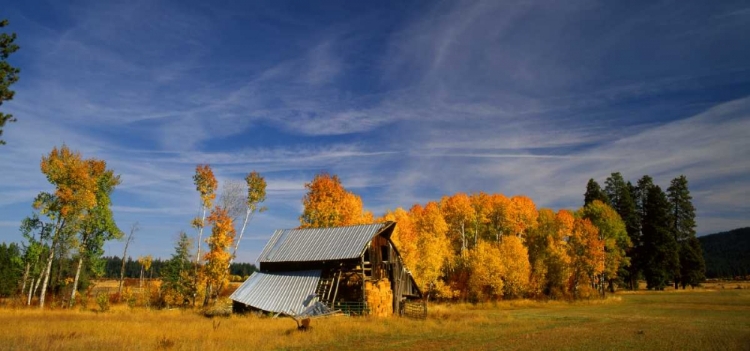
[138,255,153,288]
[467,241,504,301]
[192,165,218,265]
[380,208,419,273]
[70,161,122,306]
[203,207,235,305]
[526,209,560,296]
[411,202,451,300]
[509,196,537,239]
[469,192,491,246]
[568,217,605,298]
[440,193,475,255]
[486,193,512,242]
[579,200,631,294]
[300,173,372,228]
[548,210,574,297]
[584,179,608,206]
[498,235,531,298]
[0,19,20,145]
[34,145,103,309]
[229,171,267,266]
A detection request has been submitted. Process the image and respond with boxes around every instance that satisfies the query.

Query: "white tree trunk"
[70,254,84,307]
[196,207,207,264]
[229,209,251,267]
[38,248,54,309]
[27,277,36,306]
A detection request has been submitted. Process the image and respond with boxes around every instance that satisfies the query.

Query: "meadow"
[1,285,749,351]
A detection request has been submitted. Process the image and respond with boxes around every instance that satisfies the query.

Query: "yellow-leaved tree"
[440,193,475,256]
[202,206,235,305]
[467,240,504,301]
[192,165,217,265]
[498,235,531,298]
[300,173,372,228]
[380,208,419,274]
[509,195,538,239]
[487,193,512,242]
[411,202,451,300]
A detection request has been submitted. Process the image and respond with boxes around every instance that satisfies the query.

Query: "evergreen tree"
[0,19,21,145]
[161,232,193,306]
[640,185,679,290]
[667,175,704,288]
[679,236,706,288]
[623,181,642,289]
[584,179,608,206]
[0,242,23,297]
[604,173,641,289]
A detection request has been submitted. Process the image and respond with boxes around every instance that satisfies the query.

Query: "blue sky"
[1,0,749,263]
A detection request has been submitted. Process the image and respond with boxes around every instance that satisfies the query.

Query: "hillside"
[699,227,750,278]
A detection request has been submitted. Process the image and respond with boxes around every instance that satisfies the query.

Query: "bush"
[96,293,110,312]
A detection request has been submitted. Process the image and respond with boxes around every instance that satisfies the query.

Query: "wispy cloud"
[1,0,749,260]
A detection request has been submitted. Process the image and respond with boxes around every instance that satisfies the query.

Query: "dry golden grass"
[1,288,749,351]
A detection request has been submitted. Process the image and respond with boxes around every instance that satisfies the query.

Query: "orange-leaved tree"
[469,192,491,246]
[567,217,605,298]
[203,206,235,305]
[487,193,512,242]
[509,195,538,239]
[300,173,372,228]
[35,145,103,309]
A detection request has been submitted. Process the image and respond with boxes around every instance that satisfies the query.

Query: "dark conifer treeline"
[584,173,706,289]
[98,256,257,279]
[699,227,750,278]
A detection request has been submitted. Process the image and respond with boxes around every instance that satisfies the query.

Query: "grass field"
[1,287,749,351]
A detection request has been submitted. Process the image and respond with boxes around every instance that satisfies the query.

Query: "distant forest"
[100,256,258,280]
[700,227,750,278]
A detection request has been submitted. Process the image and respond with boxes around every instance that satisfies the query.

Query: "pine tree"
[584,179,608,206]
[679,236,706,288]
[667,175,704,288]
[162,232,193,307]
[0,242,23,297]
[0,19,21,145]
[604,173,640,289]
[640,185,679,290]
[623,181,641,289]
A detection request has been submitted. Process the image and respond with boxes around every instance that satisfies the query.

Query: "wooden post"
[361,254,366,312]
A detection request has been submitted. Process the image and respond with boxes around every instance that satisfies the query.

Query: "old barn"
[230,222,424,317]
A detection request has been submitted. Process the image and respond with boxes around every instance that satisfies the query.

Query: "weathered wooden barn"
[230,222,424,317]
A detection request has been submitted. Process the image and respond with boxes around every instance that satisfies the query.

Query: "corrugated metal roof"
[230,270,321,315]
[258,223,390,263]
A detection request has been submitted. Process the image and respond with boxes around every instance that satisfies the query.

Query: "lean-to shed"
[230,222,423,317]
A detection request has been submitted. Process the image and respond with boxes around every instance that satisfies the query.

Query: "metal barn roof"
[257,223,392,263]
[229,270,321,315]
